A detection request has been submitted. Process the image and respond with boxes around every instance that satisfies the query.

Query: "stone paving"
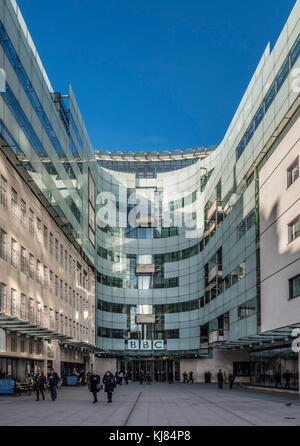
[0,382,300,426]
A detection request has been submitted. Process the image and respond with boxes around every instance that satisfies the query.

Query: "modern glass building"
[0,0,299,386]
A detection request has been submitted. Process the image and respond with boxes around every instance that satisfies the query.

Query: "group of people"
[89,370,117,403]
[33,368,60,401]
[182,369,235,388]
[182,371,194,383]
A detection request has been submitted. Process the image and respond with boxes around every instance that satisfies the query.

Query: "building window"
[20,294,26,320]
[11,337,17,352]
[49,232,53,254]
[37,260,41,285]
[11,289,17,316]
[238,298,256,320]
[29,341,33,354]
[55,275,59,297]
[36,217,41,242]
[11,239,17,268]
[49,270,54,293]
[29,209,34,234]
[43,225,48,249]
[37,303,41,325]
[20,246,26,273]
[21,199,26,225]
[29,298,34,324]
[60,244,63,266]
[29,254,34,279]
[44,266,48,289]
[0,229,7,261]
[0,175,7,207]
[36,342,42,355]
[11,188,17,216]
[289,275,300,300]
[20,340,26,353]
[287,157,299,188]
[0,282,7,313]
[55,239,59,261]
[288,216,300,243]
[60,279,63,299]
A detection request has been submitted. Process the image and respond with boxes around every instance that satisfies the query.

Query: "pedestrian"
[228,373,235,389]
[217,369,224,389]
[183,371,188,383]
[146,371,152,385]
[207,371,211,383]
[188,371,194,384]
[34,370,46,401]
[139,369,144,384]
[86,369,93,390]
[124,370,129,385]
[102,371,116,403]
[115,371,120,385]
[119,370,123,385]
[168,371,173,384]
[90,370,101,403]
[204,371,208,383]
[47,368,60,401]
[274,371,281,387]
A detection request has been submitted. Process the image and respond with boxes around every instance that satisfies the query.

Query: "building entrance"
[117,358,180,381]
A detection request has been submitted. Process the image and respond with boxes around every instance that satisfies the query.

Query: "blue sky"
[19,0,296,151]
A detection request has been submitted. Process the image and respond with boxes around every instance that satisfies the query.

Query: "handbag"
[96,384,103,391]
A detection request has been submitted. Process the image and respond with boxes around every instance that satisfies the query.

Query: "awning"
[212,322,300,349]
[0,314,71,341]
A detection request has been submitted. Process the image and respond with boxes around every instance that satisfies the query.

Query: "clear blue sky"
[19,0,296,151]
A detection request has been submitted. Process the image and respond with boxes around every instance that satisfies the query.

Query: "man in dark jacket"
[124,370,129,385]
[47,368,60,401]
[217,369,224,389]
[228,373,235,389]
[102,371,116,402]
[90,370,101,403]
[34,370,46,401]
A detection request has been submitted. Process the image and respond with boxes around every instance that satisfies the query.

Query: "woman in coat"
[34,369,46,401]
[102,371,116,403]
[90,370,101,403]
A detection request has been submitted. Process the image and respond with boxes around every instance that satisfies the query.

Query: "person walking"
[90,370,101,403]
[139,369,145,384]
[102,371,116,403]
[124,370,129,385]
[183,371,188,383]
[47,368,60,401]
[207,371,211,383]
[146,371,152,385]
[274,371,281,388]
[168,371,173,384]
[34,370,46,401]
[86,370,93,390]
[217,369,224,389]
[228,373,235,389]
[188,371,194,384]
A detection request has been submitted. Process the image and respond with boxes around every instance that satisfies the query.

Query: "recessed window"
[289,274,300,300]
[288,216,300,243]
[287,157,299,188]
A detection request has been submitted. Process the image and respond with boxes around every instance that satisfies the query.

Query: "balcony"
[136,264,155,274]
[207,200,224,222]
[204,222,216,238]
[208,329,230,344]
[208,264,223,283]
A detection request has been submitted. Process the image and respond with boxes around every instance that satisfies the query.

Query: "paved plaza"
[0,383,300,426]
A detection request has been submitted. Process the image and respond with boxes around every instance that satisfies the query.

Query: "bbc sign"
[127,340,164,350]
